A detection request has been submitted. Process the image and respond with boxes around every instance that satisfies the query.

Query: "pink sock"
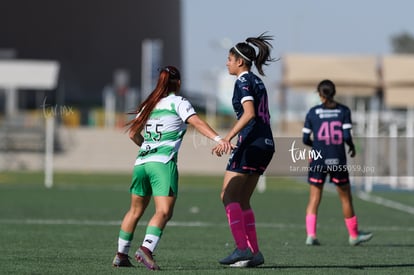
[306,214,317,237]
[225,202,248,250]
[243,209,259,254]
[345,216,358,238]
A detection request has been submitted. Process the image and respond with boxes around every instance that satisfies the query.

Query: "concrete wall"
[1,126,304,177]
[53,127,229,175]
[0,127,227,175]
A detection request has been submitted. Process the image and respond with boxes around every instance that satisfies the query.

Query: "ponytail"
[230,32,276,76]
[126,66,181,134]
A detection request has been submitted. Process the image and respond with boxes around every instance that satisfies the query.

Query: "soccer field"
[0,172,413,274]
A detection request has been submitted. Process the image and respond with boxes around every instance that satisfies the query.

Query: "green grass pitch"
[0,172,413,274]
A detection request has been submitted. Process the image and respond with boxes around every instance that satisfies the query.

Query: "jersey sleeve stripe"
[342,123,352,129]
[302,127,312,134]
[180,110,196,123]
[241,96,254,103]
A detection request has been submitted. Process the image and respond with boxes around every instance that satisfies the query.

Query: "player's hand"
[348,145,356,158]
[212,145,223,157]
[211,139,234,157]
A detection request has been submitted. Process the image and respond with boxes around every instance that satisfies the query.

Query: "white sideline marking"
[0,219,413,232]
[357,192,414,215]
[325,184,414,215]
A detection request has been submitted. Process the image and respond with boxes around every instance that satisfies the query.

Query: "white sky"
[181,0,414,94]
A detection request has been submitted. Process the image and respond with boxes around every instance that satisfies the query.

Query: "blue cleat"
[219,248,253,265]
[306,236,320,246]
[349,231,373,246]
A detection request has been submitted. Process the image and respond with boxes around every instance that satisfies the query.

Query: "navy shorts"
[226,137,274,175]
[308,167,350,186]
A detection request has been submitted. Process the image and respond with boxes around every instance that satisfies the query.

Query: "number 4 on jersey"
[317,121,343,145]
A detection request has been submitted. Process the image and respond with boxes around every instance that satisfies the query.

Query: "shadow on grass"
[369,243,414,247]
[260,263,414,270]
[160,263,414,272]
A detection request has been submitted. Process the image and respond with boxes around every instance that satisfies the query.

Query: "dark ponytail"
[230,32,276,76]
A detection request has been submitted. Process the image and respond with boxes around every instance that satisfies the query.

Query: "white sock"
[142,234,160,252]
[118,238,132,255]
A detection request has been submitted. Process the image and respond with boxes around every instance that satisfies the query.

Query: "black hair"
[317,79,336,100]
[230,32,276,76]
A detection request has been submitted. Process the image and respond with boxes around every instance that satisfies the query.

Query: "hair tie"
[234,45,251,62]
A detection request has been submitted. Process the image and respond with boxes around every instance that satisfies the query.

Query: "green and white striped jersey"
[134,94,196,165]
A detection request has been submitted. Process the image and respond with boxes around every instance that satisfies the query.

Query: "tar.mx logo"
[40,96,74,118]
[288,140,322,163]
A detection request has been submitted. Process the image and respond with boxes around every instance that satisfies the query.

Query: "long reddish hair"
[126,66,181,134]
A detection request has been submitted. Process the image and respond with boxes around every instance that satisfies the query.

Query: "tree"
[391,32,414,53]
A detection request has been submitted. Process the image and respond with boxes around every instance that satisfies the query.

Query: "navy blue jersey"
[232,71,274,143]
[227,71,274,174]
[302,103,353,167]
